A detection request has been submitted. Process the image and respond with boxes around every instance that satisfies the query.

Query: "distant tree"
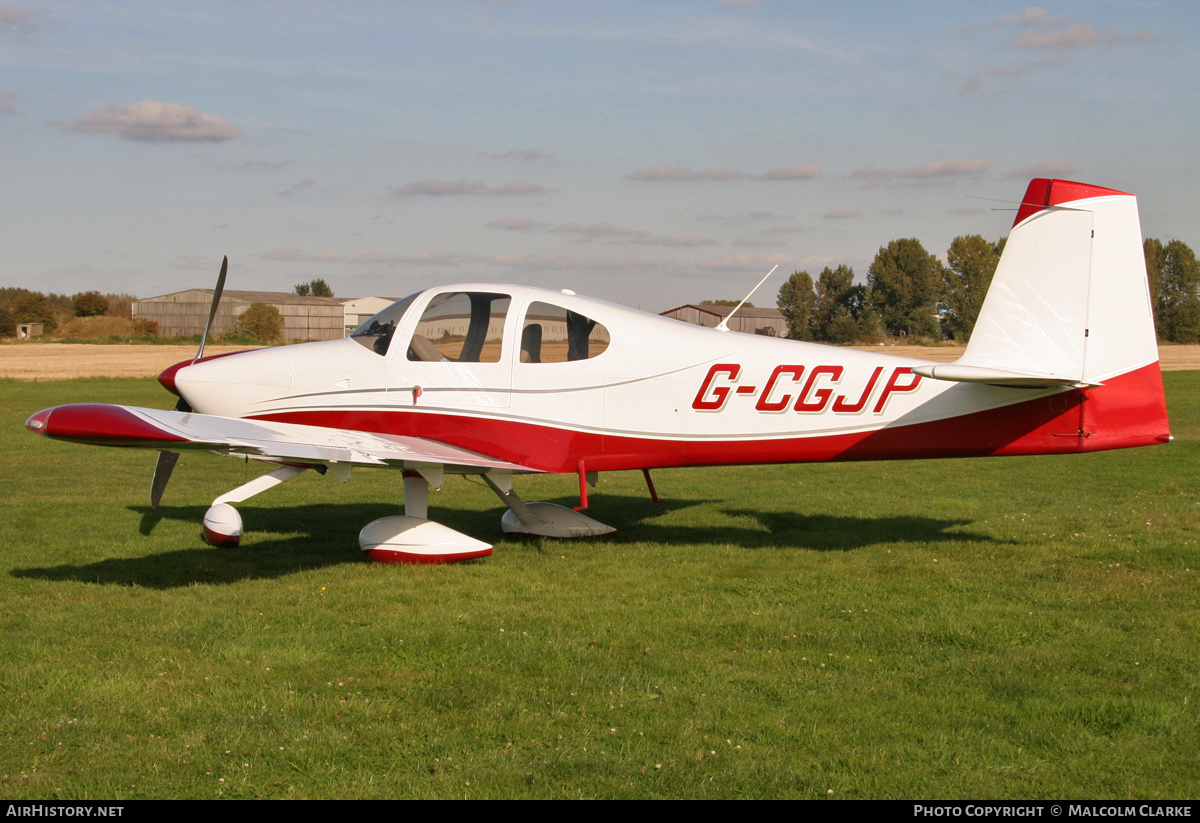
[813,265,858,343]
[868,238,943,338]
[1144,238,1169,340]
[0,306,15,338]
[11,292,58,334]
[295,278,334,298]
[106,293,135,319]
[700,299,754,308]
[1147,238,1200,343]
[777,270,817,341]
[942,235,1005,342]
[46,292,73,314]
[237,303,284,342]
[0,286,37,310]
[72,290,108,317]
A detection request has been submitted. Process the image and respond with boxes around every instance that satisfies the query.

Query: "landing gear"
[358,469,493,564]
[202,464,309,546]
[358,469,615,564]
[206,463,616,564]
[484,473,616,539]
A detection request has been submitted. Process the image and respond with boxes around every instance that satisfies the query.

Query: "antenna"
[715,264,778,333]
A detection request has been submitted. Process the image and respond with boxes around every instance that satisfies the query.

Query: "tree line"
[776,236,1200,345]
[0,288,139,338]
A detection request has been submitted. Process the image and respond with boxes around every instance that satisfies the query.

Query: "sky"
[2,1,1197,312]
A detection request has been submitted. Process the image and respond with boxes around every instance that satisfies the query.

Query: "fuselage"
[170,283,1163,474]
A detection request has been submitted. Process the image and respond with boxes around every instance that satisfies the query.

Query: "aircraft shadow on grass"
[572,494,993,551]
[13,494,993,589]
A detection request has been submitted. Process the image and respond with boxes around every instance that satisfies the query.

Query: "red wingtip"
[30,404,188,446]
[24,408,52,436]
[1013,179,1134,228]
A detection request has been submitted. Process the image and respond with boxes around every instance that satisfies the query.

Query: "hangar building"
[133,290,397,342]
[660,304,787,337]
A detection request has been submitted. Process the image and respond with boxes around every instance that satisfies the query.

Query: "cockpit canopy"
[350,288,610,364]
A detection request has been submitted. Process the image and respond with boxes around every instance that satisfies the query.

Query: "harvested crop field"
[859,343,1200,369]
[3,341,1200,380]
[0,344,257,380]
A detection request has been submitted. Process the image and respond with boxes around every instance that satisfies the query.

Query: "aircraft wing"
[25,403,536,474]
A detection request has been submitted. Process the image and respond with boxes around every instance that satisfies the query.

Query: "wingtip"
[24,407,52,435]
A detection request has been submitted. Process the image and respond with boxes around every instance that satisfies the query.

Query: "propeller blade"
[151,450,179,509]
[152,255,224,505]
[195,255,228,361]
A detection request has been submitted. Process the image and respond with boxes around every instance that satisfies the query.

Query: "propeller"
[195,255,228,364]
[151,256,228,508]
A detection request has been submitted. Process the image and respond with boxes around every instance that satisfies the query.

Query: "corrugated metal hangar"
[660,304,787,337]
[133,290,396,342]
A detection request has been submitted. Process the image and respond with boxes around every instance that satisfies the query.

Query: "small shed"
[16,323,44,340]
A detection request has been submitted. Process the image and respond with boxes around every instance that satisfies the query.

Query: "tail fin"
[924,179,1170,451]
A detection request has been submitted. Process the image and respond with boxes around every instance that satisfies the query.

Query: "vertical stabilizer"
[960,179,1159,385]
[945,179,1169,451]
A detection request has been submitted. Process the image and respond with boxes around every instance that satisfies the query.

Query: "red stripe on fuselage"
[249,363,1170,473]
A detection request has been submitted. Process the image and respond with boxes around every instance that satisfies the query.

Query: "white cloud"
[551,221,715,247]
[957,56,1070,95]
[762,162,820,181]
[995,8,1071,28]
[693,253,795,273]
[265,249,483,266]
[553,221,639,239]
[486,148,546,160]
[276,178,317,197]
[487,218,548,231]
[625,234,715,248]
[823,209,861,219]
[66,101,240,143]
[171,255,224,271]
[848,157,991,187]
[1013,23,1156,49]
[0,3,42,35]
[732,236,787,247]
[390,178,551,196]
[488,180,552,195]
[1005,159,1079,179]
[238,160,292,171]
[627,162,820,182]
[391,178,488,196]
[1013,23,1102,48]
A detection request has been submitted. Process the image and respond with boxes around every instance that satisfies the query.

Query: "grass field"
[1,376,1197,799]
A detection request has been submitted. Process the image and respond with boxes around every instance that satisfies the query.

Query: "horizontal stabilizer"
[911,363,1098,389]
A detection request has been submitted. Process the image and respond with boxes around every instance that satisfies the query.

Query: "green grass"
[0,376,1197,799]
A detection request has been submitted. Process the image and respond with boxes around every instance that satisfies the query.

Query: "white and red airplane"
[25,179,1171,563]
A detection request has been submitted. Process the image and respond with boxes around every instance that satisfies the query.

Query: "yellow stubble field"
[3,341,1200,380]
